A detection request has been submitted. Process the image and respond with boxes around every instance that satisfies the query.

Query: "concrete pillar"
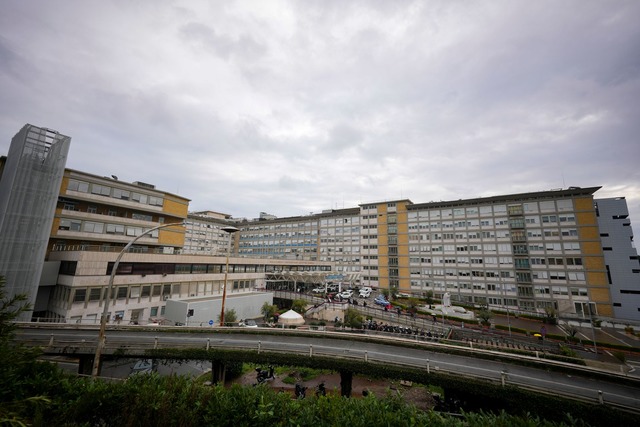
[340,370,353,398]
[211,360,226,385]
[78,355,95,376]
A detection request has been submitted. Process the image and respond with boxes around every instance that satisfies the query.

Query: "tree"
[381,288,390,299]
[567,325,578,338]
[477,307,493,327]
[261,302,277,322]
[290,299,307,315]
[543,306,558,325]
[0,276,51,425]
[407,297,420,315]
[217,308,237,326]
[425,290,434,309]
[343,308,363,330]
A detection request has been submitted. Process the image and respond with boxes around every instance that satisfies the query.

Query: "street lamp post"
[502,281,512,338]
[219,226,239,326]
[588,301,598,355]
[91,221,184,377]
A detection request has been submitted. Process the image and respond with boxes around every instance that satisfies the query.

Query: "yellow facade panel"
[163,197,189,218]
[581,241,603,256]
[596,304,613,317]
[574,197,595,212]
[158,227,185,246]
[576,212,597,227]
[578,226,600,240]
[583,256,605,270]
[589,287,612,304]
[586,271,607,287]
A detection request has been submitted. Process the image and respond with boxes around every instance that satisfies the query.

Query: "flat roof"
[408,186,602,211]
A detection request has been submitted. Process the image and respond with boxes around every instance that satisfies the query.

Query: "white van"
[359,287,372,298]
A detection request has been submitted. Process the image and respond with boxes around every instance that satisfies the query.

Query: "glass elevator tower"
[0,124,71,320]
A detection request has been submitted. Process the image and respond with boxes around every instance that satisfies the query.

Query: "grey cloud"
[1,1,639,235]
[324,123,363,153]
[179,22,266,61]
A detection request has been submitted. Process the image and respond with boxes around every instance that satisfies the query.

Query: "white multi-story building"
[183,211,234,255]
[187,186,639,320]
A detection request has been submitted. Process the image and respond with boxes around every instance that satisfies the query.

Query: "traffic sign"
[208,320,214,326]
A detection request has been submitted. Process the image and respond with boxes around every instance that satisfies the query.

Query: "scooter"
[255,365,275,384]
[295,383,307,399]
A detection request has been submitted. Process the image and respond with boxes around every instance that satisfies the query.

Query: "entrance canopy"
[267,271,360,287]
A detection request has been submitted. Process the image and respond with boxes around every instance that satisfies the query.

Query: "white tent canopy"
[278,309,305,326]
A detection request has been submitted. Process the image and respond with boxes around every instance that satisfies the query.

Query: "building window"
[68,179,89,193]
[91,184,111,196]
[83,222,104,234]
[117,286,128,299]
[89,288,102,301]
[73,288,86,303]
[113,188,130,200]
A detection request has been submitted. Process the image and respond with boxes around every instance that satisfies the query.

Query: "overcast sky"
[1,1,639,236]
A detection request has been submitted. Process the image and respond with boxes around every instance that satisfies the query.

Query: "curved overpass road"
[15,326,640,411]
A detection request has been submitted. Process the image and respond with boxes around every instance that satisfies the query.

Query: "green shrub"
[558,345,577,358]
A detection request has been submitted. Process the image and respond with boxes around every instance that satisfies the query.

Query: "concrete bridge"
[13,322,640,412]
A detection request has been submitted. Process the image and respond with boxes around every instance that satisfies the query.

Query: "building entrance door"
[130,309,144,325]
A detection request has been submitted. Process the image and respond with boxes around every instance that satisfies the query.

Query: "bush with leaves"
[343,308,363,330]
[217,308,238,326]
[0,275,52,425]
[476,308,493,326]
[290,299,308,314]
[261,302,278,322]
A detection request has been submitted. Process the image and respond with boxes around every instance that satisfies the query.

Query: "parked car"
[241,319,258,328]
[374,295,391,308]
[311,287,326,293]
[359,287,372,298]
[327,284,339,292]
[129,359,157,377]
[339,290,353,299]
